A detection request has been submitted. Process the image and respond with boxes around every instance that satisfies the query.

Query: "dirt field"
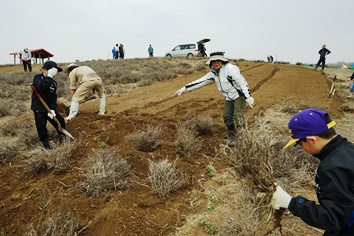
[1,61,354,235]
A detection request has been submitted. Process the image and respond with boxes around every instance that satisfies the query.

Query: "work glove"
[47,68,58,78]
[246,97,254,108]
[175,87,186,97]
[47,110,56,119]
[271,185,292,210]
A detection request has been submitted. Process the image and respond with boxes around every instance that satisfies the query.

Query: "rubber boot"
[65,101,79,120]
[98,98,106,115]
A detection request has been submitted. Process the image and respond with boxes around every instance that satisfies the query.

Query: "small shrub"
[26,211,79,236]
[126,125,162,152]
[79,148,131,197]
[205,165,216,177]
[23,141,75,174]
[148,159,187,198]
[176,125,201,156]
[199,220,218,235]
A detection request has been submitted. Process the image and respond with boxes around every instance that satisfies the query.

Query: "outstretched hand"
[175,87,186,97]
[246,97,254,108]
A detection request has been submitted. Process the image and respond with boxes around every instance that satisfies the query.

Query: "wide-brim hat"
[283,109,336,149]
[206,52,228,65]
[66,63,78,70]
[42,61,63,72]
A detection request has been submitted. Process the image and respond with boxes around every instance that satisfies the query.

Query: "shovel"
[29,84,74,140]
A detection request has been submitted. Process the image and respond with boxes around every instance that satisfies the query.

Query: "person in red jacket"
[272,108,354,235]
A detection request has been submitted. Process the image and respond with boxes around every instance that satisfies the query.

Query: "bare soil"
[1,61,353,235]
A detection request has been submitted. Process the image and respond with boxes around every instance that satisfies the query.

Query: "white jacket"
[18,50,32,61]
[185,63,251,101]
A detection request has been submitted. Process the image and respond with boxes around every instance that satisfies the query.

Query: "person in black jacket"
[314,44,331,71]
[272,108,354,235]
[31,61,66,150]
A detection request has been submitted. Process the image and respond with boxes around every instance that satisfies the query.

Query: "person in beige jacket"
[65,64,106,120]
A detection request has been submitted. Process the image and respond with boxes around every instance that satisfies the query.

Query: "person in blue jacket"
[272,108,354,235]
[148,44,154,57]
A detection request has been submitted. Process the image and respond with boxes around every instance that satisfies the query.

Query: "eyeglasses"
[294,138,306,149]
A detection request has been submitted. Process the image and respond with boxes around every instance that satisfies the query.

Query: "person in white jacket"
[18,48,32,72]
[175,52,254,146]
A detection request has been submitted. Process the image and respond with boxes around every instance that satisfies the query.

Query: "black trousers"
[23,60,32,72]
[316,57,326,70]
[33,110,66,142]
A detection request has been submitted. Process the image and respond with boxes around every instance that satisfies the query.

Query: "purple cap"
[284,109,336,149]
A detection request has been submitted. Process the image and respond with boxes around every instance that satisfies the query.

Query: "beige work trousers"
[72,80,105,103]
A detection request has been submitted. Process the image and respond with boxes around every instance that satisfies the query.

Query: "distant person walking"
[175,52,254,146]
[314,44,331,71]
[18,48,32,72]
[65,64,106,120]
[119,44,125,59]
[148,44,154,57]
[31,61,66,150]
[347,72,354,98]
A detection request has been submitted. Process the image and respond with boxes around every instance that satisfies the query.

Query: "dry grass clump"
[183,114,214,136]
[175,116,210,156]
[176,125,201,157]
[280,104,311,114]
[23,141,75,174]
[219,127,316,234]
[148,159,188,199]
[26,211,79,236]
[79,148,131,197]
[126,125,162,152]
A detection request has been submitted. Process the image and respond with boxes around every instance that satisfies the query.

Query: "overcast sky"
[1,0,353,65]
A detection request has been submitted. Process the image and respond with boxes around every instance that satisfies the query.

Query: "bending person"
[65,64,106,120]
[175,52,254,146]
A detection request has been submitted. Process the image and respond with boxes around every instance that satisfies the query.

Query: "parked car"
[165,39,210,58]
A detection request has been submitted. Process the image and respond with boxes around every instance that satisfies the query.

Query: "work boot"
[41,141,52,150]
[98,97,106,115]
[65,101,79,120]
[57,134,66,144]
[227,130,237,147]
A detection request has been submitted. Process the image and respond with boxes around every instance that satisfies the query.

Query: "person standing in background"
[314,44,331,71]
[148,44,154,57]
[119,44,125,59]
[114,44,119,59]
[18,48,32,72]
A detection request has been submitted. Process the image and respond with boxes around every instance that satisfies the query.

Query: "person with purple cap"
[272,108,354,235]
[31,61,66,150]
